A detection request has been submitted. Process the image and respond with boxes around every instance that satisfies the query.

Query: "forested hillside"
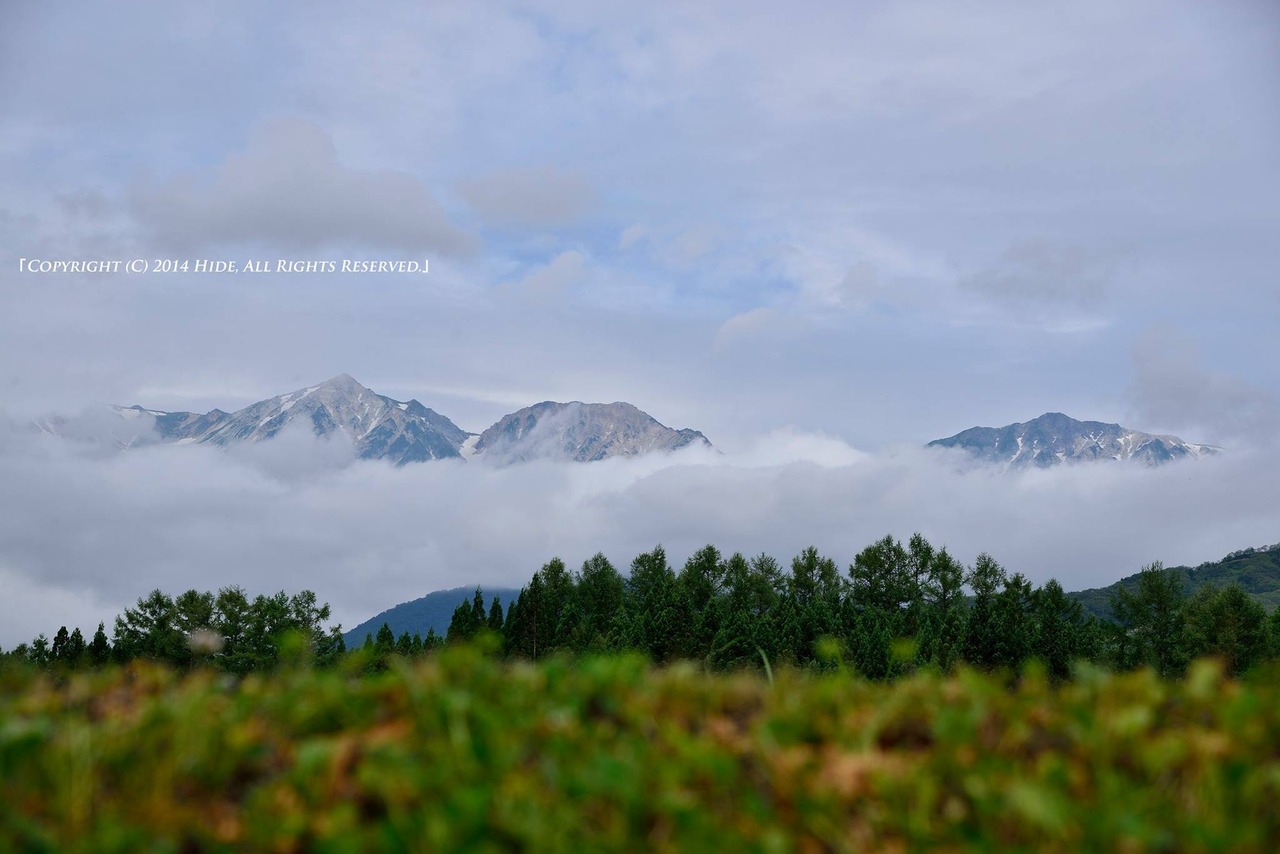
[343,586,520,648]
[1070,544,1280,619]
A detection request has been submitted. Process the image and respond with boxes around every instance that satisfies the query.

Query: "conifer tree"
[963,553,1007,669]
[88,622,111,667]
[1183,583,1269,676]
[1110,562,1188,677]
[487,597,505,633]
[576,553,625,650]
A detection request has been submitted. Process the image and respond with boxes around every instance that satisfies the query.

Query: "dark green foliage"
[675,545,725,660]
[1071,542,1280,618]
[781,546,842,666]
[16,535,1280,682]
[88,622,110,666]
[343,586,520,648]
[963,553,1007,670]
[574,552,625,651]
[1033,579,1091,682]
[614,546,680,662]
[446,588,488,644]
[1183,583,1269,676]
[710,553,783,669]
[992,572,1035,671]
[1109,562,1189,677]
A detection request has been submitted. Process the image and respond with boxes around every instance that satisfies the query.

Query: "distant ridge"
[34,375,715,466]
[928,412,1219,469]
[343,586,521,647]
[1068,543,1280,619]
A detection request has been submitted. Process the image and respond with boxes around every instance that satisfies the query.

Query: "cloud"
[130,118,474,253]
[714,307,790,350]
[1,423,1276,648]
[618,224,649,251]
[836,261,883,309]
[960,238,1117,311]
[660,225,720,266]
[459,166,593,229]
[1126,326,1280,447]
[503,250,587,303]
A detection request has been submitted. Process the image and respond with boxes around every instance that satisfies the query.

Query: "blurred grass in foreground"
[2,647,1278,852]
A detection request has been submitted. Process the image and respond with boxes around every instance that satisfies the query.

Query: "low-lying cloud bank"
[1,423,1276,647]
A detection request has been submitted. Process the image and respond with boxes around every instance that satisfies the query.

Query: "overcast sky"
[2,2,1278,644]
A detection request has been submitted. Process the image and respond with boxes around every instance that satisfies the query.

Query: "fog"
[2,423,1275,647]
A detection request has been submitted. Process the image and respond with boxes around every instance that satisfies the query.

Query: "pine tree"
[963,553,1007,669]
[51,627,69,663]
[785,546,842,665]
[992,572,1035,671]
[577,553,625,651]
[616,547,679,662]
[676,545,726,660]
[66,627,86,667]
[375,623,396,656]
[214,587,253,674]
[1183,583,1269,676]
[88,622,111,667]
[316,625,346,667]
[1110,562,1188,677]
[1033,579,1087,682]
[29,634,51,668]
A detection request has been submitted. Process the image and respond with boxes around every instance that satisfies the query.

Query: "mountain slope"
[928,412,1218,469]
[46,374,472,465]
[473,401,712,464]
[1069,544,1280,619]
[343,586,521,647]
[38,378,717,467]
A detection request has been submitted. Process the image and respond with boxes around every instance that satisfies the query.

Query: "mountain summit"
[37,376,715,466]
[927,412,1219,469]
[112,374,470,464]
[471,401,713,464]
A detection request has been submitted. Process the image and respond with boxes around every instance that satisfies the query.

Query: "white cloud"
[130,118,474,253]
[1126,326,1280,447]
[618,224,649,251]
[961,238,1117,310]
[503,250,587,302]
[459,165,594,229]
[1,425,1276,647]
[714,307,780,349]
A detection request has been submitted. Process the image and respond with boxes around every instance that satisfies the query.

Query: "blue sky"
[1,1,1278,642]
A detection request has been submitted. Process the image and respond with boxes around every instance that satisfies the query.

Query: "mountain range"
[928,412,1219,469]
[35,374,712,466]
[35,378,1217,471]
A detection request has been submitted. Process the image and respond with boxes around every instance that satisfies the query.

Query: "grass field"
[3,648,1278,852]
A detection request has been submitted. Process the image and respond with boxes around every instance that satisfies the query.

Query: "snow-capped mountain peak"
[472,400,713,464]
[927,412,1220,469]
[34,376,716,467]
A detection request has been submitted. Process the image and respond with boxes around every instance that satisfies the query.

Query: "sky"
[1,1,1278,644]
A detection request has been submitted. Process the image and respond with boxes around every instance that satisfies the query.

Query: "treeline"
[436,535,1280,680]
[7,534,1280,680]
[2,587,346,673]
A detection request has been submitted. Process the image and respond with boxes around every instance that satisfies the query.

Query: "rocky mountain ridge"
[928,411,1219,469]
[35,374,712,466]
